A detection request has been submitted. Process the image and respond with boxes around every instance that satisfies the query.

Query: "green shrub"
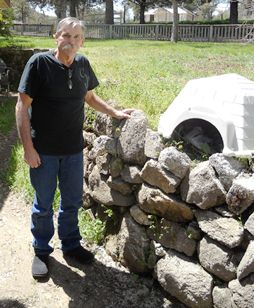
[78,208,106,245]
[0,8,13,37]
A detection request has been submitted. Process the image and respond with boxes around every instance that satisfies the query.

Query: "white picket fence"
[84,24,254,42]
[11,23,254,42]
[11,24,54,37]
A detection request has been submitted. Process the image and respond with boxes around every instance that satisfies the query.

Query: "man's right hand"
[24,148,41,168]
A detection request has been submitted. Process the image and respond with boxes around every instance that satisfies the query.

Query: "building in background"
[239,0,254,20]
[144,7,195,23]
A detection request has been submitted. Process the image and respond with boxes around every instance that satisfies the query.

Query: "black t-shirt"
[18,50,99,155]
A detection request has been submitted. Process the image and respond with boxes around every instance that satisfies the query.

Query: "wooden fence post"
[155,24,159,40]
[209,25,213,42]
[109,25,113,39]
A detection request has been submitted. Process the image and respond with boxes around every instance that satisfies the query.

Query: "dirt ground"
[0,123,185,308]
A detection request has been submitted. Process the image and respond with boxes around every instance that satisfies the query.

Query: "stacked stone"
[83,110,254,308]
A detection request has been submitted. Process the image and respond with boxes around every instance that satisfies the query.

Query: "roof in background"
[145,6,194,16]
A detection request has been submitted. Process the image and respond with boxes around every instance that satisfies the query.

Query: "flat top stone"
[195,210,244,248]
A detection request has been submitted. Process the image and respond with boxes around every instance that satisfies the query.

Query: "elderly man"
[16,17,133,279]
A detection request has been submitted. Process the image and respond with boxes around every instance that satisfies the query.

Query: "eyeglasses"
[68,69,73,90]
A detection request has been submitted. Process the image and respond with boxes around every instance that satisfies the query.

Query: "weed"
[78,207,106,245]
[83,105,97,132]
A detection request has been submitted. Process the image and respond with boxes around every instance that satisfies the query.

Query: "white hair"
[56,17,85,37]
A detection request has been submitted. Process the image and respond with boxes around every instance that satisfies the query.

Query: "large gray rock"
[226,175,254,215]
[83,131,97,148]
[137,184,194,223]
[120,165,142,184]
[116,110,148,165]
[212,286,232,308]
[93,104,120,137]
[144,129,164,159]
[109,157,124,178]
[129,205,152,226]
[181,161,226,209]
[237,240,254,280]
[209,153,246,191]
[88,166,135,207]
[107,176,132,195]
[214,204,235,218]
[106,213,155,273]
[195,210,244,248]
[140,159,181,194]
[95,153,111,175]
[229,274,254,307]
[186,221,202,241]
[93,111,114,136]
[83,147,91,178]
[89,135,117,159]
[147,218,196,257]
[155,250,213,308]
[158,146,191,179]
[198,236,237,281]
[244,211,254,236]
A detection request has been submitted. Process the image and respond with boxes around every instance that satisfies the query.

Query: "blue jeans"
[30,152,83,255]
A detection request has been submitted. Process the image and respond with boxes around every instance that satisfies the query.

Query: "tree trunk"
[54,0,67,20]
[171,0,179,42]
[229,0,238,24]
[69,0,78,17]
[123,5,126,24]
[139,3,145,24]
[105,0,114,24]
[21,5,26,24]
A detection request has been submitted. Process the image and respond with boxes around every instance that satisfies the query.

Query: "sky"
[35,2,229,19]
[35,4,57,17]
[35,1,125,17]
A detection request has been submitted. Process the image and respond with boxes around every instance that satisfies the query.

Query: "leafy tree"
[182,0,223,20]
[229,0,238,23]
[88,0,114,24]
[126,0,169,24]
[0,8,13,36]
[28,0,71,19]
[28,0,115,23]
[11,0,31,23]
[198,0,219,20]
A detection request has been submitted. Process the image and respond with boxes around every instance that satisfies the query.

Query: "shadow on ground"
[0,299,26,308]
[47,256,186,308]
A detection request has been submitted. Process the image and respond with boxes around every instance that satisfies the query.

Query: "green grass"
[5,143,33,200]
[0,98,16,134]
[79,40,254,128]
[2,38,254,128]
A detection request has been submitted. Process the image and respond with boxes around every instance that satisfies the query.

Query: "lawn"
[0,98,16,134]
[1,36,254,128]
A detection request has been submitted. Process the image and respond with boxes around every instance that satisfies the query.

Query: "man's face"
[55,25,84,57]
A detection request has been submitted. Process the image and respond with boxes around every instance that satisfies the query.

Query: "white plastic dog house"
[158,73,254,156]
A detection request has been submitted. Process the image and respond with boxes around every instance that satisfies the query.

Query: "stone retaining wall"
[84,109,254,307]
[0,48,48,90]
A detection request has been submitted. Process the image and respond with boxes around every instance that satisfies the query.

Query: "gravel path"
[0,126,185,308]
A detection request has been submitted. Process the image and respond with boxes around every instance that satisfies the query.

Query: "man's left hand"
[113,108,135,120]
